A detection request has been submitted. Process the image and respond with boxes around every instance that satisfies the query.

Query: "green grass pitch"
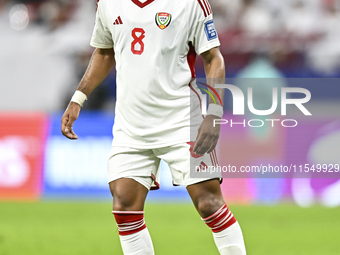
[0,201,339,255]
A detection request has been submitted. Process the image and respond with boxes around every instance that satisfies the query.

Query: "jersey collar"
[131,0,155,8]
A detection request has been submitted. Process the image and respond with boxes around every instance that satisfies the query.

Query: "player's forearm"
[76,48,115,97]
[203,48,225,107]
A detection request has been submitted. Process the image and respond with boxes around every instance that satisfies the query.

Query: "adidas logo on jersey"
[113,16,123,25]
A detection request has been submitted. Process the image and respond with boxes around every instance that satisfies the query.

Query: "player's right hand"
[61,102,81,140]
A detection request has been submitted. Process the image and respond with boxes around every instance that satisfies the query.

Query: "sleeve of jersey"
[190,0,220,55]
[90,1,113,49]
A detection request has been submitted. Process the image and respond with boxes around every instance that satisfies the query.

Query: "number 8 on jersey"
[131,28,145,55]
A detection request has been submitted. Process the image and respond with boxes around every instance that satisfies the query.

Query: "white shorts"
[107,142,219,190]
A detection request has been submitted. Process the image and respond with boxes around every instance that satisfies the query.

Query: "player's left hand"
[194,115,221,155]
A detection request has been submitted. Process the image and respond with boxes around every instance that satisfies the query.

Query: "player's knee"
[110,189,141,211]
[196,196,225,218]
[112,202,128,212]
[110,178,148,211]
[112,197,142,211]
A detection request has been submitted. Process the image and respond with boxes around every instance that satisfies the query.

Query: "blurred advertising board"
[0,109,339,206]
[44,112,114,199]
[218,119,340,207]
[188,78,340,207]
[214,78,340,207]
[0,113,47,200]
[43,112,190,201]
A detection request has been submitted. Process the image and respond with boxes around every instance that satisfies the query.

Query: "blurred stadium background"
[1,0,340,254]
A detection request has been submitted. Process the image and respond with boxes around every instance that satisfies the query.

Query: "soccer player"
[61,0,246,254]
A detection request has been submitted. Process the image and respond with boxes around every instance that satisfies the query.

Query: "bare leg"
[186,179,225,218]
[109,178,149,211]
[110,178,154,255]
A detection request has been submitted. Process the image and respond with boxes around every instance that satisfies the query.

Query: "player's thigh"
[108,146,160,211]
[109,178,149,211]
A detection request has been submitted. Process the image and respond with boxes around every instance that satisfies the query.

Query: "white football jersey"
[91,0,220,148]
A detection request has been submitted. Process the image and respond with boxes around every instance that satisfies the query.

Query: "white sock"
[119,228,154,255]
[113,211,154,255]
[213,222,246,255]
[202,204,246,255]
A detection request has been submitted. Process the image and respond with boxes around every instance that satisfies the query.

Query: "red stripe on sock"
[202,204,237,233]
[113,211,147,236]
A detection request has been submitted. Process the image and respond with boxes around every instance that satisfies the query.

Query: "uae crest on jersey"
[155,12,172,30]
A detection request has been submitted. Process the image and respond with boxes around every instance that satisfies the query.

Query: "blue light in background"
[43,112,190,201]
